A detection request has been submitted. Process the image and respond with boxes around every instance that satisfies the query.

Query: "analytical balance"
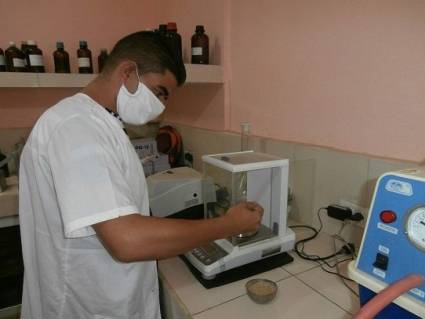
[349,168,425,318]
[183,151,295,286]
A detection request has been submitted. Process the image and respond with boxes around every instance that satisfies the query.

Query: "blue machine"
[349,168,425,318]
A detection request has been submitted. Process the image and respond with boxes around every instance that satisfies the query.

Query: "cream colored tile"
[294,145,369,235]
[296,262,360,314]
[283,227,348,276]
[265,139,295,161]
[215,132,242,153]
[292,158,316,225]
[193,276,351,319]
[366,158,417,207]
[158,257,291,315]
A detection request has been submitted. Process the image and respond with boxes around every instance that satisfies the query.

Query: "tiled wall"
[1,123,418,248]
[168,123,418,248]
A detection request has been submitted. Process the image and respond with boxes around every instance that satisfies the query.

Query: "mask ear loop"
[133,62,141,83]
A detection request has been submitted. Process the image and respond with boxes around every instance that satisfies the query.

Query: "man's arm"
[93,202,263,262]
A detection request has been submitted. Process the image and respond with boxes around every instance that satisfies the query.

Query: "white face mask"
[116,67,165,125]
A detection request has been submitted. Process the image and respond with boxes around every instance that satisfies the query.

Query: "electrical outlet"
[339,199,369,227]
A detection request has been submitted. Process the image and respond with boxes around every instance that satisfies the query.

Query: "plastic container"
[53,42,70,73]
[191,25,209,64]
[0,48,6,72]
[77,40,93,74]
[26,40,45,73]
[5,42,26,72]
[97,49,108,73]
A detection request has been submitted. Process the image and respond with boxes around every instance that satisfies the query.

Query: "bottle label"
[12,58,25,68]
[78,57,91,68]
[0,55,5,66]
[192,47,203,56]
[29,55,44,66]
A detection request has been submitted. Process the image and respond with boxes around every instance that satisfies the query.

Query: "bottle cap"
[27,40,36,45]
[9,41,16,46]
[56,42,64,49]
[167,22,177,31]
[158,24,167,32]
[100,49,108,54]
[79,40,88,48]
[195,25,205,33]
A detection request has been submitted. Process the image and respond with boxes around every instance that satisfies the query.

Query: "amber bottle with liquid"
[21,41,29,71]
[77,40,93,74]
[0,48,6,72]
[53,42,70,73]
[26,40,45,73]
[97,49,108,73]
[5,42,26,72]
[191,25,209,64]
[166,22,183,62]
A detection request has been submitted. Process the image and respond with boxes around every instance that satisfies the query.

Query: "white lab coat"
[19,93,160,319]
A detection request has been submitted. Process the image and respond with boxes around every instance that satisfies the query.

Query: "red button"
[380,210,397,223]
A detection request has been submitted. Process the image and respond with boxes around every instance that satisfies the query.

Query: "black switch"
[373,253,389,271]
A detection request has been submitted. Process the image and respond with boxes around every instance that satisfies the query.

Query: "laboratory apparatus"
[349,168,425,318]
[184,151,295,287]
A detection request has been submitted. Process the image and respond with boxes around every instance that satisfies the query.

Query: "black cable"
[291,208,345,264]
[289,208,358,285]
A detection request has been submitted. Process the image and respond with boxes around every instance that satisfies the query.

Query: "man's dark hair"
[103,31,186,86]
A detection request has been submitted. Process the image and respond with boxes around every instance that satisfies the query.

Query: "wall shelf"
[0,64,223,88]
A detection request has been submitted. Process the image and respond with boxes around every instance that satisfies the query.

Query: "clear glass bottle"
[240,122,252,151]
[191,25,209,64]
[53,42,70,73]
[77,40,93,74]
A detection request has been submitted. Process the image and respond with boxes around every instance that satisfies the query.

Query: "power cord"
[289,207,359,297]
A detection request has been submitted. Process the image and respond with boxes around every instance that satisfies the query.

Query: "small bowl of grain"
[245,278,278,304]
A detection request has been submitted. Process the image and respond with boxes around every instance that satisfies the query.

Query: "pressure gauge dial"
[406,206,425,251]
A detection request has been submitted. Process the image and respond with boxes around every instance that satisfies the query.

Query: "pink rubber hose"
[353,273,425,319]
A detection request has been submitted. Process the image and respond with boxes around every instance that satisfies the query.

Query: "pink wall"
[160,0,230,131]
[0,0,164,128]
[0,0,163,72]
[2,0,425,162]
[230,0,425,162]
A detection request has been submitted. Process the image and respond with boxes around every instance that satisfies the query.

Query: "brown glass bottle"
[53,42,70,73]
[158,24,167,36]
[0,48,6,72]
[26,40,45,73]
[5,42,26,72]
[77,40,93,74]
[166,22,183,62]
[21,41,29,71]
[191,25,209,64]
[97,49,108,73]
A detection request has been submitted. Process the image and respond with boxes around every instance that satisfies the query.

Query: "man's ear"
[116,61,136,80]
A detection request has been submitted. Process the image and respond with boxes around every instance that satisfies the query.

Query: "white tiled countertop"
[158,226,360,319]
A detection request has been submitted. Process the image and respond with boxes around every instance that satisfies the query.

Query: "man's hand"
[222,201,264,236]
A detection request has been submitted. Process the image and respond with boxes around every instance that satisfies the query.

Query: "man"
[19,31,263,319]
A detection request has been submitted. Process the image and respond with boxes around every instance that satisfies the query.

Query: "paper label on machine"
[377,222,398,235]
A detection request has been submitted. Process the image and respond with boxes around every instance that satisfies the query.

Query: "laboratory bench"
[158,226,360,319]
[0,189,360,319]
